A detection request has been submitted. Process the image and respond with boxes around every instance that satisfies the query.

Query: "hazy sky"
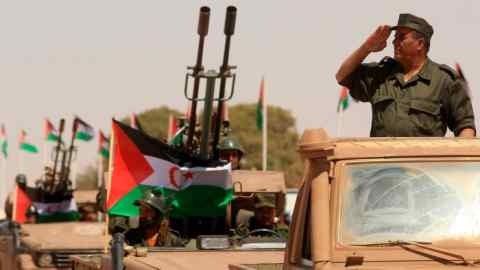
[1,0,479,204]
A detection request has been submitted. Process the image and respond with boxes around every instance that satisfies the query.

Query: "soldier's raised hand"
[363,25,391,53]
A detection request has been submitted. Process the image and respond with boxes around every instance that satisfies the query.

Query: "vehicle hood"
[124,250,284,270]
[21,222,108,250]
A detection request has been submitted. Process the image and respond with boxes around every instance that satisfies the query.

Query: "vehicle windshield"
[340,161,480,245]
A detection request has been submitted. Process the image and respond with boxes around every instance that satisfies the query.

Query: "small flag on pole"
[1,124,7,158]
[98,130,110,159]
[455,63,472,98]
[167,115,178,141]
[19,130,38,153]
[337,87,350,113]
[44,119,60,142]
[74,116,94,142]
[256,77,265,131]
[130,113,145,132]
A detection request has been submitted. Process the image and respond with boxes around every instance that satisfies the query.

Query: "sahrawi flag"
[98,130,110,159]
[1,124,7,158]
[44,118,60,142]
[107,119,232,217]
[337,86,350,112]
[32,197,79,223]
[19,130,38,153]
[74,117,94,141]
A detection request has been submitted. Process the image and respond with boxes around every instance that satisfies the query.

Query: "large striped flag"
[32,198,79,223]
[98,130,110,159]
[19,130,38,153]
[44,118,60,142]
[1,124,7,158]
[337,86,350,113]
[74,116,94,142]
[107,120,232,218]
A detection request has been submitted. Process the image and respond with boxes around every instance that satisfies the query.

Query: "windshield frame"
[333,157,480,250]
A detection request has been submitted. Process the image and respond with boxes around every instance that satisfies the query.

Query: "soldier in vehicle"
[218,136,244,170]
[110,189,184,247]
[235,193,288,239]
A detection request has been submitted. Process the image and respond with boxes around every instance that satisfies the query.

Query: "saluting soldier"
[336,13,475,137]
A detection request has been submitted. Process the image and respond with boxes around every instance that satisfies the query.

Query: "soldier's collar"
[417,58,433,81]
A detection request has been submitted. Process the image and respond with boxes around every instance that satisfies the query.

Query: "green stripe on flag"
[1,140,7,158]
[20,143,38,153]
[100,148,110,159]
[256,104,263,131]
[76,131,93,141]
[37,211,80,223]
[108,185,233,218]
[47,133,59,142]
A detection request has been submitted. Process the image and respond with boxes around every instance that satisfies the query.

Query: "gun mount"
[184,6,237,161]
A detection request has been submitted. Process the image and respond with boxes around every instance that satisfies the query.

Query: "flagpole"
[97,155,103,189]
[262,77,267,171]
[337,109,343,137]
[104,120,115,252]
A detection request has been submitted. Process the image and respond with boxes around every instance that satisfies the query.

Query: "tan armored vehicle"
[1,190,108,270]
[275,129,480,269]
[72,170,288,270]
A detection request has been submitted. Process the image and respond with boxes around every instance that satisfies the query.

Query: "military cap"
[134,189,167,213]
[219,136,244,155]
[254,193,276,209]
[392,13,433,42]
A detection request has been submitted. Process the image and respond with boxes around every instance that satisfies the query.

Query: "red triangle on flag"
[14,186,32,224]
[107,122,154,210]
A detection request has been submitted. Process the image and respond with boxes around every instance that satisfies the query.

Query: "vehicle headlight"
[197,235,231,250]
[37,253,53,268]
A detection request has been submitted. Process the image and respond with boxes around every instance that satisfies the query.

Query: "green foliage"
[120,106,183,141]
[76,164,99,190]
[229,103,303,187]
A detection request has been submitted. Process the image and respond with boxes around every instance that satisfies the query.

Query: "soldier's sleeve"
[338,58,390,102]
[441,66,476,136]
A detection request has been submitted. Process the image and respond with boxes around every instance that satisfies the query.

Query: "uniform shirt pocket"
[371,95,395,132]
[409,100,441,135]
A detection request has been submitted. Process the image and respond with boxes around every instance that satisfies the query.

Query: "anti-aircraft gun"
[184,5,237,160]
[42,118,76,205]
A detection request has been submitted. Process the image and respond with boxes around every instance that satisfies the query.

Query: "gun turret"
[184,6,237,161]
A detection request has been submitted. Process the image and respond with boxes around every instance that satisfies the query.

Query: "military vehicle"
[264,128,480,270]
[72,169,287,270]
[0,118,108,269]
[74,5,291,269]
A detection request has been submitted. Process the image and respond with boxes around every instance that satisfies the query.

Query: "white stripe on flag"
[142,156,232,190]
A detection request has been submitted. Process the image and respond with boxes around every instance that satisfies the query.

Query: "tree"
[229,103,303,187]
[121,106,183,140]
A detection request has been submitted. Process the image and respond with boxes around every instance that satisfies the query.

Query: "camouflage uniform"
[109,190,185,247]
[340,14,476,137]
[235,194,289,239]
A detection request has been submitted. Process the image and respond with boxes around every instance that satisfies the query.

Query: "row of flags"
[0,117,96,159]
